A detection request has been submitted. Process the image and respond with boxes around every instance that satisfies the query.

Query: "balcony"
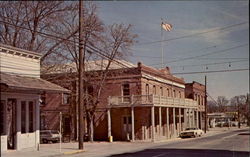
[109,95,198,109]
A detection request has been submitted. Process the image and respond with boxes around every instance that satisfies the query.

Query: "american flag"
[161,22,172,31]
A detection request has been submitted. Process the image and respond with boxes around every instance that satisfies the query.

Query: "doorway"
[122,116,132,141]
[7,99,17,149]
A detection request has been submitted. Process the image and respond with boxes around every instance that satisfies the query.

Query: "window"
[122,84,130,102]
[40,93,46,106]
[160,87,163,96]
[146,84,149,95]
[173,90,176,98]
[0,100,5,135]
[153,85,156,95]
[167,88,170,97]
[40,115,46,130]
[21,101,26,133]
[63,94,70,105]
[122,84,130,96]
[29,101,34,133]
[63,116,71,135]
[179,91,181,98]
[198,95,200,105]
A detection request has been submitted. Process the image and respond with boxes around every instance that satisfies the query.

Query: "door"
[122,116,132,141]
[7,99,16,149]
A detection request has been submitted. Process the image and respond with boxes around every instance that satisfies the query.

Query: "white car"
[180,128,204,138]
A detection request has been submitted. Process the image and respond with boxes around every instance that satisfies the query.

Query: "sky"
[95,1,249,101]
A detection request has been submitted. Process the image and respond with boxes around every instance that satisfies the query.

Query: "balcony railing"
[109,95,198,109]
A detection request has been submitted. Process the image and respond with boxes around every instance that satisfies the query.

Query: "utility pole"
[205,75,207,133]
[237,97,240,128]
[78,0,84,150]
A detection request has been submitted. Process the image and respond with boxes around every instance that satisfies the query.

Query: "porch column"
[183,108,187,130]
[192,109,195,127]
[196,110,199,128]
[16,100,21,150]
[166,107,169,139]
[200,111,203,130]
[151,106,155,142]
[35,99,40,149]
[131,107,135,141]
[173,108,176,137]
[188,109,191,128]
[107,108,112,139]
[179,108,181,133]
[159,107,162,136]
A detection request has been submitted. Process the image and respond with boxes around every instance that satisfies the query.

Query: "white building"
[0,44,69,152]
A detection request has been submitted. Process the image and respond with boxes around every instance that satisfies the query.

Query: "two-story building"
[185,81,206,130]
[42,60,203,142]
[0,44,69,152]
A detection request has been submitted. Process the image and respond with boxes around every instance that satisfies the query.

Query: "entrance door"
[122,116,132,141]
[7,99,16,149]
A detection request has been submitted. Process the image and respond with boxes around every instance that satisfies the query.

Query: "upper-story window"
[160,87,163,96]
[167,88,170,97]
[63,93,70,105]
[146,84,149,95]
[173,90,176,98]
[198,95,200,105]
[122,84,130,96]
[179,91,181,98]
[153,85,156,95]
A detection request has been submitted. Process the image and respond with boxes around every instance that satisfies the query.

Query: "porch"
[107,95,202,142]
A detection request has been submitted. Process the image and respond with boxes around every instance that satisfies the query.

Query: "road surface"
[107,128,250,157]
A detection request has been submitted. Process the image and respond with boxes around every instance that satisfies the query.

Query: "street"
[106,129,250,157]
[2,128,249,157]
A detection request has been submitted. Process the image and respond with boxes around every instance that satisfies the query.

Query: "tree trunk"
[89,116,94,142]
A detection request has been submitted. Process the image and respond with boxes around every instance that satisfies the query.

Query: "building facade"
[0,44,69,152]
[42,60,205,142]
[185,81,206,130]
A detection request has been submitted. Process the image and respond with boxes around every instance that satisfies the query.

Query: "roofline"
[0,43,42,59]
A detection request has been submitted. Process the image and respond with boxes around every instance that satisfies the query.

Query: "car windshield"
[185,128,196,130]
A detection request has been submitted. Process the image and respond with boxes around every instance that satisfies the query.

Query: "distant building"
[42,60,203,142]
[185,81,206,130]
[0,44,69,152]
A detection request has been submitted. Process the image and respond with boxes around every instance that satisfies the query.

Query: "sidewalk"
[2,126,248,157]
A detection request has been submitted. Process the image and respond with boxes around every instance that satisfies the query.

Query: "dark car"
[40,130,60,143]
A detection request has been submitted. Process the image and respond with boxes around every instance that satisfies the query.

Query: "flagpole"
[161,20,164,69]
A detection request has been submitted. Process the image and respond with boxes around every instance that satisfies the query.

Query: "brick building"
[185,81,206,130]
[41,60,204,142]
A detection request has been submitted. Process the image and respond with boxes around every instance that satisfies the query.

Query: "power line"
[1,19,248,83]
[172,68,249,75]
[170,59,248,69]
[149,43,248,66]
[137,21,248,45]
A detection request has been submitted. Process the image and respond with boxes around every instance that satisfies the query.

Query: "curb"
[63,150,85,155]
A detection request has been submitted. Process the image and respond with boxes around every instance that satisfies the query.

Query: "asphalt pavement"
[107,128,250,157]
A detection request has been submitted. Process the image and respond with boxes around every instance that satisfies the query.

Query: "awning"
[0,72,70,93]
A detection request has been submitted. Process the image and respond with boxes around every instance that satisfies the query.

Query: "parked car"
[180,128,204,138]
[40,130,60,143]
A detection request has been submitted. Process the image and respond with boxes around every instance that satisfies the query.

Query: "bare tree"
[217,96,229,112]
[207,100,217,113]
[230,94,249,126]
[0,1,78,63]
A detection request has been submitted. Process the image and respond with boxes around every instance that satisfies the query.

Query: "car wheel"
[43,139,48,143]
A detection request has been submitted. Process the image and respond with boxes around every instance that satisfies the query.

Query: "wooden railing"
[109,95,198,109]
